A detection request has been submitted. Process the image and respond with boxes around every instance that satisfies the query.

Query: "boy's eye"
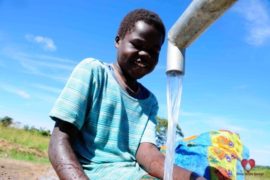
[130,41,160,57]
[131,41,158,52]
[131,41,142,49]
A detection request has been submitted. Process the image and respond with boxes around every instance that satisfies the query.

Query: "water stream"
[164,71,183,180]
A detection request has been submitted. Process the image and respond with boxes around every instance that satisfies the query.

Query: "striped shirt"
[49,58,158,180]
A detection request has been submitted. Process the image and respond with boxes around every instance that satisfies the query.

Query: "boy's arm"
[48,120,89,180]
[136,142,206,180]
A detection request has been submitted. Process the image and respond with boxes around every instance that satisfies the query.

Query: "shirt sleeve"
[49,58,97,130]
[140,118,157,145]
[140,98,158,145]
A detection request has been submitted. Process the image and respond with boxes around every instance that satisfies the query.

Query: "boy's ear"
[115,36,120,48]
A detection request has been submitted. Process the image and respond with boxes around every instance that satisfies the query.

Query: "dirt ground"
[0,158,58,180]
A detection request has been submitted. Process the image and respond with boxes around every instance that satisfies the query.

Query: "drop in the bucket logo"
[238,158,264,178]
[241,159,255,172]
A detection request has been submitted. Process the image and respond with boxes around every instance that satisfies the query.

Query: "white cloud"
[250,148,270,166]
[204,116,248,134]
[235,0,270,46]
[35,93,57,104]
[0,84,30,99]
[179,111,269,133]
[180,111,251,136]
[181,110,205,117]
[2,48,76,82]
[16,90,30,99]
[25,34,57,51]
[32,83,62,94]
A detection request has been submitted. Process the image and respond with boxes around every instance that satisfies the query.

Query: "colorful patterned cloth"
[172,130,249,180]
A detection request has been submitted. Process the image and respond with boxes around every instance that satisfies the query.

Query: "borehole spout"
[166,41,185,74]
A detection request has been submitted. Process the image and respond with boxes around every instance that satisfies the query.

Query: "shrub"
[0,116,13,127]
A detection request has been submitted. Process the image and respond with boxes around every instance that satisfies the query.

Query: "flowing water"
[164,71,183,180]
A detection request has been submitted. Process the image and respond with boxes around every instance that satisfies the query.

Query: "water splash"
[164,71,183,180]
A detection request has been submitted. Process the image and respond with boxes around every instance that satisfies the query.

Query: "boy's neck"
[112,63,140,95]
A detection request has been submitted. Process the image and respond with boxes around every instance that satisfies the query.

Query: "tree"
[156,117,184,148]
[0,116,13,127]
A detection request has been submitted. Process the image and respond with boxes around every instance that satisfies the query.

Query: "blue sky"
[0,0,270,166]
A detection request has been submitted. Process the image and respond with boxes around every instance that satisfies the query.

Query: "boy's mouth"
[134,59,147,68]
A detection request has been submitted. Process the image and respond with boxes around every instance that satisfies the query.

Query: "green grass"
[0,125,50,163]
[245,166,270,180]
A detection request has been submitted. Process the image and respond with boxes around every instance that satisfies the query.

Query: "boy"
[48,9,204,180]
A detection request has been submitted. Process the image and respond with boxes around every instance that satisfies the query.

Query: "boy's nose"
[138,50,151,60]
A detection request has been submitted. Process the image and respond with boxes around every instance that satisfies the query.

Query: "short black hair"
[117,9,166,43]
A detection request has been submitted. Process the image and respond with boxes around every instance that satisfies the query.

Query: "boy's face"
[115,21,164,80]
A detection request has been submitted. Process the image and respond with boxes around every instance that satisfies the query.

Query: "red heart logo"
[241,159,255,172]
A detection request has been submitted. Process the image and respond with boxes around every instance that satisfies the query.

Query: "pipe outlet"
[166,41,185,74]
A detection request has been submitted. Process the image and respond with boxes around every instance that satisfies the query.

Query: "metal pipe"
[166,0,237,74]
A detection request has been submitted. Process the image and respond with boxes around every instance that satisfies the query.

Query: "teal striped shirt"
[50,58,158,180]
